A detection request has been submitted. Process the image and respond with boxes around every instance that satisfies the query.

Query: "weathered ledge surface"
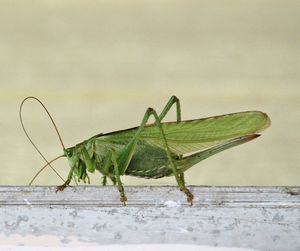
[1,186,300,250]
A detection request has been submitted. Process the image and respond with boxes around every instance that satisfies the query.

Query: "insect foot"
[120,196,127,206]
[56,184,67,193]
[187,194,194,206]
[180,187,194,206]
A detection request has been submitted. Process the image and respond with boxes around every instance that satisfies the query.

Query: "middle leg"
[111,150,127,205]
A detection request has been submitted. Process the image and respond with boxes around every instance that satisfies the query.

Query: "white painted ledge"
[0,245,257,251]
[1,186,300,251]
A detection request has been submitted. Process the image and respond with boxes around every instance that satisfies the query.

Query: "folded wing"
[96,111,270,155]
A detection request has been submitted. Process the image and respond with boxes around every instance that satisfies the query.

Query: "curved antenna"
[19,96,66,183]
[20,96,65,149]
[29,154,65,185]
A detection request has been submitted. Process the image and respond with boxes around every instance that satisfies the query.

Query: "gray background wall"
[1,0,299,186]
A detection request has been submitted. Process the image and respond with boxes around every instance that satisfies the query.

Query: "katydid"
[20,96,271,205]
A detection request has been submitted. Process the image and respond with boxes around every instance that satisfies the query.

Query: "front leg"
[56,164,75,192]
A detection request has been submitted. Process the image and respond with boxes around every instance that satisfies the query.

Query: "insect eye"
[65,150,73,158]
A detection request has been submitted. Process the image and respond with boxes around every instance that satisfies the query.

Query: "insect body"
[20,96,271,205]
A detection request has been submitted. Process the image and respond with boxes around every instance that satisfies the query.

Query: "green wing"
[95,111,270,155]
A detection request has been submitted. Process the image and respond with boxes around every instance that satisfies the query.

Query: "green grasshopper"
[20,96,271,205]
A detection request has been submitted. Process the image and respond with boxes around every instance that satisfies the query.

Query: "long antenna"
[29,154,65,185]
[19,96,66,183]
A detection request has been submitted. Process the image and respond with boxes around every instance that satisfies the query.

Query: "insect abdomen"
[125,162,172,179]
[125,144,174,179]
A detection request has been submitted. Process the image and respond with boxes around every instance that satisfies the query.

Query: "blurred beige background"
[1,0,299,186]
